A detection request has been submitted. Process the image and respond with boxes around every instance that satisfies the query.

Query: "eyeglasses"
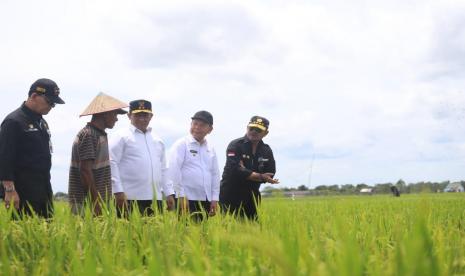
[40,95,55,108]
[248,127,264,133]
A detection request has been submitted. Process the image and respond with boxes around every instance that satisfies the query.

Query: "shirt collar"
[86,122,107,135]
[242,135,264,146]
[21,102,42,122]
[188,135,208,145]
[129,124,152,134]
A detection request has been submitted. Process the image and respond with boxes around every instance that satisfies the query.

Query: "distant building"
[359,188,373,194]
[444,182,464,192]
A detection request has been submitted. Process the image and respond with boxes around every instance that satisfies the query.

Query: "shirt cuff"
[112,184,124,194]
[163,187,175,197]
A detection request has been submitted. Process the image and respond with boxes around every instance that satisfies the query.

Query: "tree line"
[262,179,464,196]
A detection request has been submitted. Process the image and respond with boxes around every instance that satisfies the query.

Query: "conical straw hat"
[80,92,129,117]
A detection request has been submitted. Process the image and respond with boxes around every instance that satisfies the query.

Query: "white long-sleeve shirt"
[109,125,174,200]
[168,135,220,201]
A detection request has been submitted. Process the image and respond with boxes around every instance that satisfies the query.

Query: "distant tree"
[54,192,68,201]
[374,183,392,194]
[395,179,407,193]
[356,183,368,191]
[315,185,328,191]
[340,184,355,194]
[437,181,450,192]
[297,185,309,191]
[327,185,340,192]
[54,192,68,197]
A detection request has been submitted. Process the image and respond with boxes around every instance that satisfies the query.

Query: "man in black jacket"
[220,116,279,220]
[0,78,65,218]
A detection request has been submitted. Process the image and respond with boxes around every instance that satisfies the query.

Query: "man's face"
[103,111,118,129]
[190,119,212,142]
[32,93,55,115]
[246,126,268,143]
[129,112,153,132]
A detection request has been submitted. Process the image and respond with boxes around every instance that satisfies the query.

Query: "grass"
[0,193,464,275]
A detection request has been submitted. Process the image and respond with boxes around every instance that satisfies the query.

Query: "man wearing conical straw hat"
[68,92,128,215]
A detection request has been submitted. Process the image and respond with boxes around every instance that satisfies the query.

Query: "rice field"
[1,193,464,275]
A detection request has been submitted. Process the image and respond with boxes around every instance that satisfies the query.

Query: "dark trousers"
[12,171,54,219]
[175,198,211,222]
[221,192,261,221]
[17,200,53,219]
[125,200,163,216]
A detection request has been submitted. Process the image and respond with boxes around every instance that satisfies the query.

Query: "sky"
[1,0,465,193]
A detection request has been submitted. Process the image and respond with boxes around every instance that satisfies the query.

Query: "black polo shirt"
[0,103,52,181]
[219,135,276,204]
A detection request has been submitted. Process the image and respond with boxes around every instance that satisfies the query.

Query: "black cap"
[248,116,269,131]
[29,78,65,104]
[191,110,213,125]
[130,100,152,114]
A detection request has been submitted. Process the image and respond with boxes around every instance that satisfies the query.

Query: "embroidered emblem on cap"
[36,87,46,93]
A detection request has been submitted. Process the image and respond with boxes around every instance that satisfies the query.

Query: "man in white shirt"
[109,100,175,216]
[168,110,220,221]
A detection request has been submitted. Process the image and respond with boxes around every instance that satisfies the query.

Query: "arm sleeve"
[0,120,19,181]
[223,141,252,181]
[109,133,125,194]
[160,141,174,196]
[78,132,97,161]
[167,140,186,198]
[210,148,221,201]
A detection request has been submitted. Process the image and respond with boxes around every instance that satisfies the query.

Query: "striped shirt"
[68,123,112,206]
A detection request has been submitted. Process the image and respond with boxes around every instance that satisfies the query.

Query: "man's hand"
[166,195,175,211]
[114,192,127,210]
[248,172,280,184]
[209,200,218,216]
[3,181,20,210]
[262,173,280,184]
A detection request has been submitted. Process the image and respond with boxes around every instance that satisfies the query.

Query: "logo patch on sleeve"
[227,152,235,157]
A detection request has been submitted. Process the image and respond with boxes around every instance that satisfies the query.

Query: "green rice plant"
[0,193,464,275]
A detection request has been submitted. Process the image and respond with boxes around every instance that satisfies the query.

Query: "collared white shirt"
[168,135,220,201]
[109,125,174,200]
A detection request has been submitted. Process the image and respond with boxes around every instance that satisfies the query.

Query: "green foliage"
[1,194,464,275]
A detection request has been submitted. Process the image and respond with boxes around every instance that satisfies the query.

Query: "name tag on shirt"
[24,124,39,132]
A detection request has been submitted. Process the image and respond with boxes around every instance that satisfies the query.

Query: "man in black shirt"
[220,116,279,220]
[0,78,65,218]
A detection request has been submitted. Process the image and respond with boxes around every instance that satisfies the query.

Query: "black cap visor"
[48,95,65,104]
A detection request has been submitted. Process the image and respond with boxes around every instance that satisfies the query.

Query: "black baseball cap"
[130,100,152,114]
[29,78,65,104]
[248,116,269,131]
[191,110,213,125]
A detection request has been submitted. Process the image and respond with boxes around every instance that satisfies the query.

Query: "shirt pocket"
[186,146,200,162]
[204,149,216,168]
[22,128,47,154]
[257,156,270,173]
